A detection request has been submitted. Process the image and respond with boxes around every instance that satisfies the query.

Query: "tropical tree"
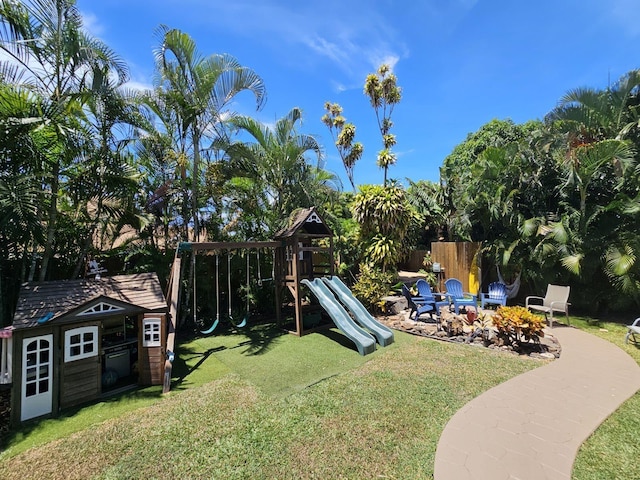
[352,183,414,273]
[405,179,447,247]
[321,102,363,191]
[363,64,401,186]
[548,70,640,143]
[0,0,129,280]
[152,26,266,242]
[135,127,179,247]
[217,107,340,236]
[66,71,148,278]
[0,82,46,322]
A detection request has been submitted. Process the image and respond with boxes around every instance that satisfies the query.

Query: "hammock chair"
[497,266,522,299]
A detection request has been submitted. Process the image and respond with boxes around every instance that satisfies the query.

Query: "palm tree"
[549,70,640,143]
[543,72,638,282]
[321,102,363,192]
[219,107,339,235]
[67,70,148,278]
[363,64,401,186]
[0,0,129,280]
[153,26,266,241]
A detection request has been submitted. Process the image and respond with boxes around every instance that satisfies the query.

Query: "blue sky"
[78,0,640,189]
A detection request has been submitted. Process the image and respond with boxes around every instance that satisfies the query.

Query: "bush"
[351,264,394,312]
[492,305,546,345]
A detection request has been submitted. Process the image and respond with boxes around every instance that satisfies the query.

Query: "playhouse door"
[21,334,53,421]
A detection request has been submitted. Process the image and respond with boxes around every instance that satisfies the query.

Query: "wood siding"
[60,356,100,408]
[430,242,482,293]
[138,346,164,385]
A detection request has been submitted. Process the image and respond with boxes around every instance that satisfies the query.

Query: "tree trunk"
[192,127,200,242]
[179,252,194,327]
[38,161,60,281]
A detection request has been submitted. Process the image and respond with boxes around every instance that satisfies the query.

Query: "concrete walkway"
[434,326,640,479]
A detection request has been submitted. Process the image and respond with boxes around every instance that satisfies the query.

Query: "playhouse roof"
[12,273,167,330]
[274,206,332,239]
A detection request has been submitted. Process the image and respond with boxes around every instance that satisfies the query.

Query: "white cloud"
[80,11,105,37]
[190,0,407,87]
[370,55,400,72]
[332,81,348,93]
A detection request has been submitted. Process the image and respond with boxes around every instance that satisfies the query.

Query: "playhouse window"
[142,318,161,347]
[64,326,98,362]
[78,302,123,316]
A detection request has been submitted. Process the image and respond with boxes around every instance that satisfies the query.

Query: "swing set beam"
[180,241,280,253]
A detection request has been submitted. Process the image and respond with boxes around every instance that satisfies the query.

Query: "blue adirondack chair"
[415,279,450,315]
[480,282,507,309]
[401,284,434,321]
[444,278,478,314]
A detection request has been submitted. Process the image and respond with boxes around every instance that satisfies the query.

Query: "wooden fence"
[430,242,481,294]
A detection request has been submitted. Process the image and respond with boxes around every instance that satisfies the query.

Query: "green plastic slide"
[322,276,394,347]
[301,278,376,356]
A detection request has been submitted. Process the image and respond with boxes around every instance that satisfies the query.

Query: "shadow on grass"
[171,345,227,386]
[319,328,361,355]
[236,323,286,356]
[170,322,287,390]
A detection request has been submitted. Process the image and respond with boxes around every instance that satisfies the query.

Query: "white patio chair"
[625,318,640,344]
[525,284,570,327]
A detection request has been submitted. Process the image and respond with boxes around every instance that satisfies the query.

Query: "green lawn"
[0,318,638,479]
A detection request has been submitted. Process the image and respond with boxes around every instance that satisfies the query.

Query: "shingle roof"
[12,273,167,329]
[273,207,332,239]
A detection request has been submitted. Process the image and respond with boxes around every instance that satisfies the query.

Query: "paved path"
[434,326,640,479]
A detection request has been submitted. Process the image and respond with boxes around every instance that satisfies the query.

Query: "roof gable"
[78,300,124,316]
[274,207,332,238]
[13,273,167,329]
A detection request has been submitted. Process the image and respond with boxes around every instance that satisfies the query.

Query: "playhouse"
[0,273,168,425]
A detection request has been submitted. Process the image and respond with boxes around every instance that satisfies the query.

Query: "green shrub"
[351,264,394,312]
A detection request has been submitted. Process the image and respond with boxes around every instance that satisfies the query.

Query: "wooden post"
[292,236,302,336]
[163,256,181,394]
[274,246,282,327]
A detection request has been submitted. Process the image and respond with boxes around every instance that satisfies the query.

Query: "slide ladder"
[301,278,376,356]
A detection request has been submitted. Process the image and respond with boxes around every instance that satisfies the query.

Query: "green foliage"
[153,26,266,241]
[218,107,339,237]
[418,252,438,288]
[406,179,446,246]
[351,264,394,311]
[352,184,414,271]
[0,0,130,282]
